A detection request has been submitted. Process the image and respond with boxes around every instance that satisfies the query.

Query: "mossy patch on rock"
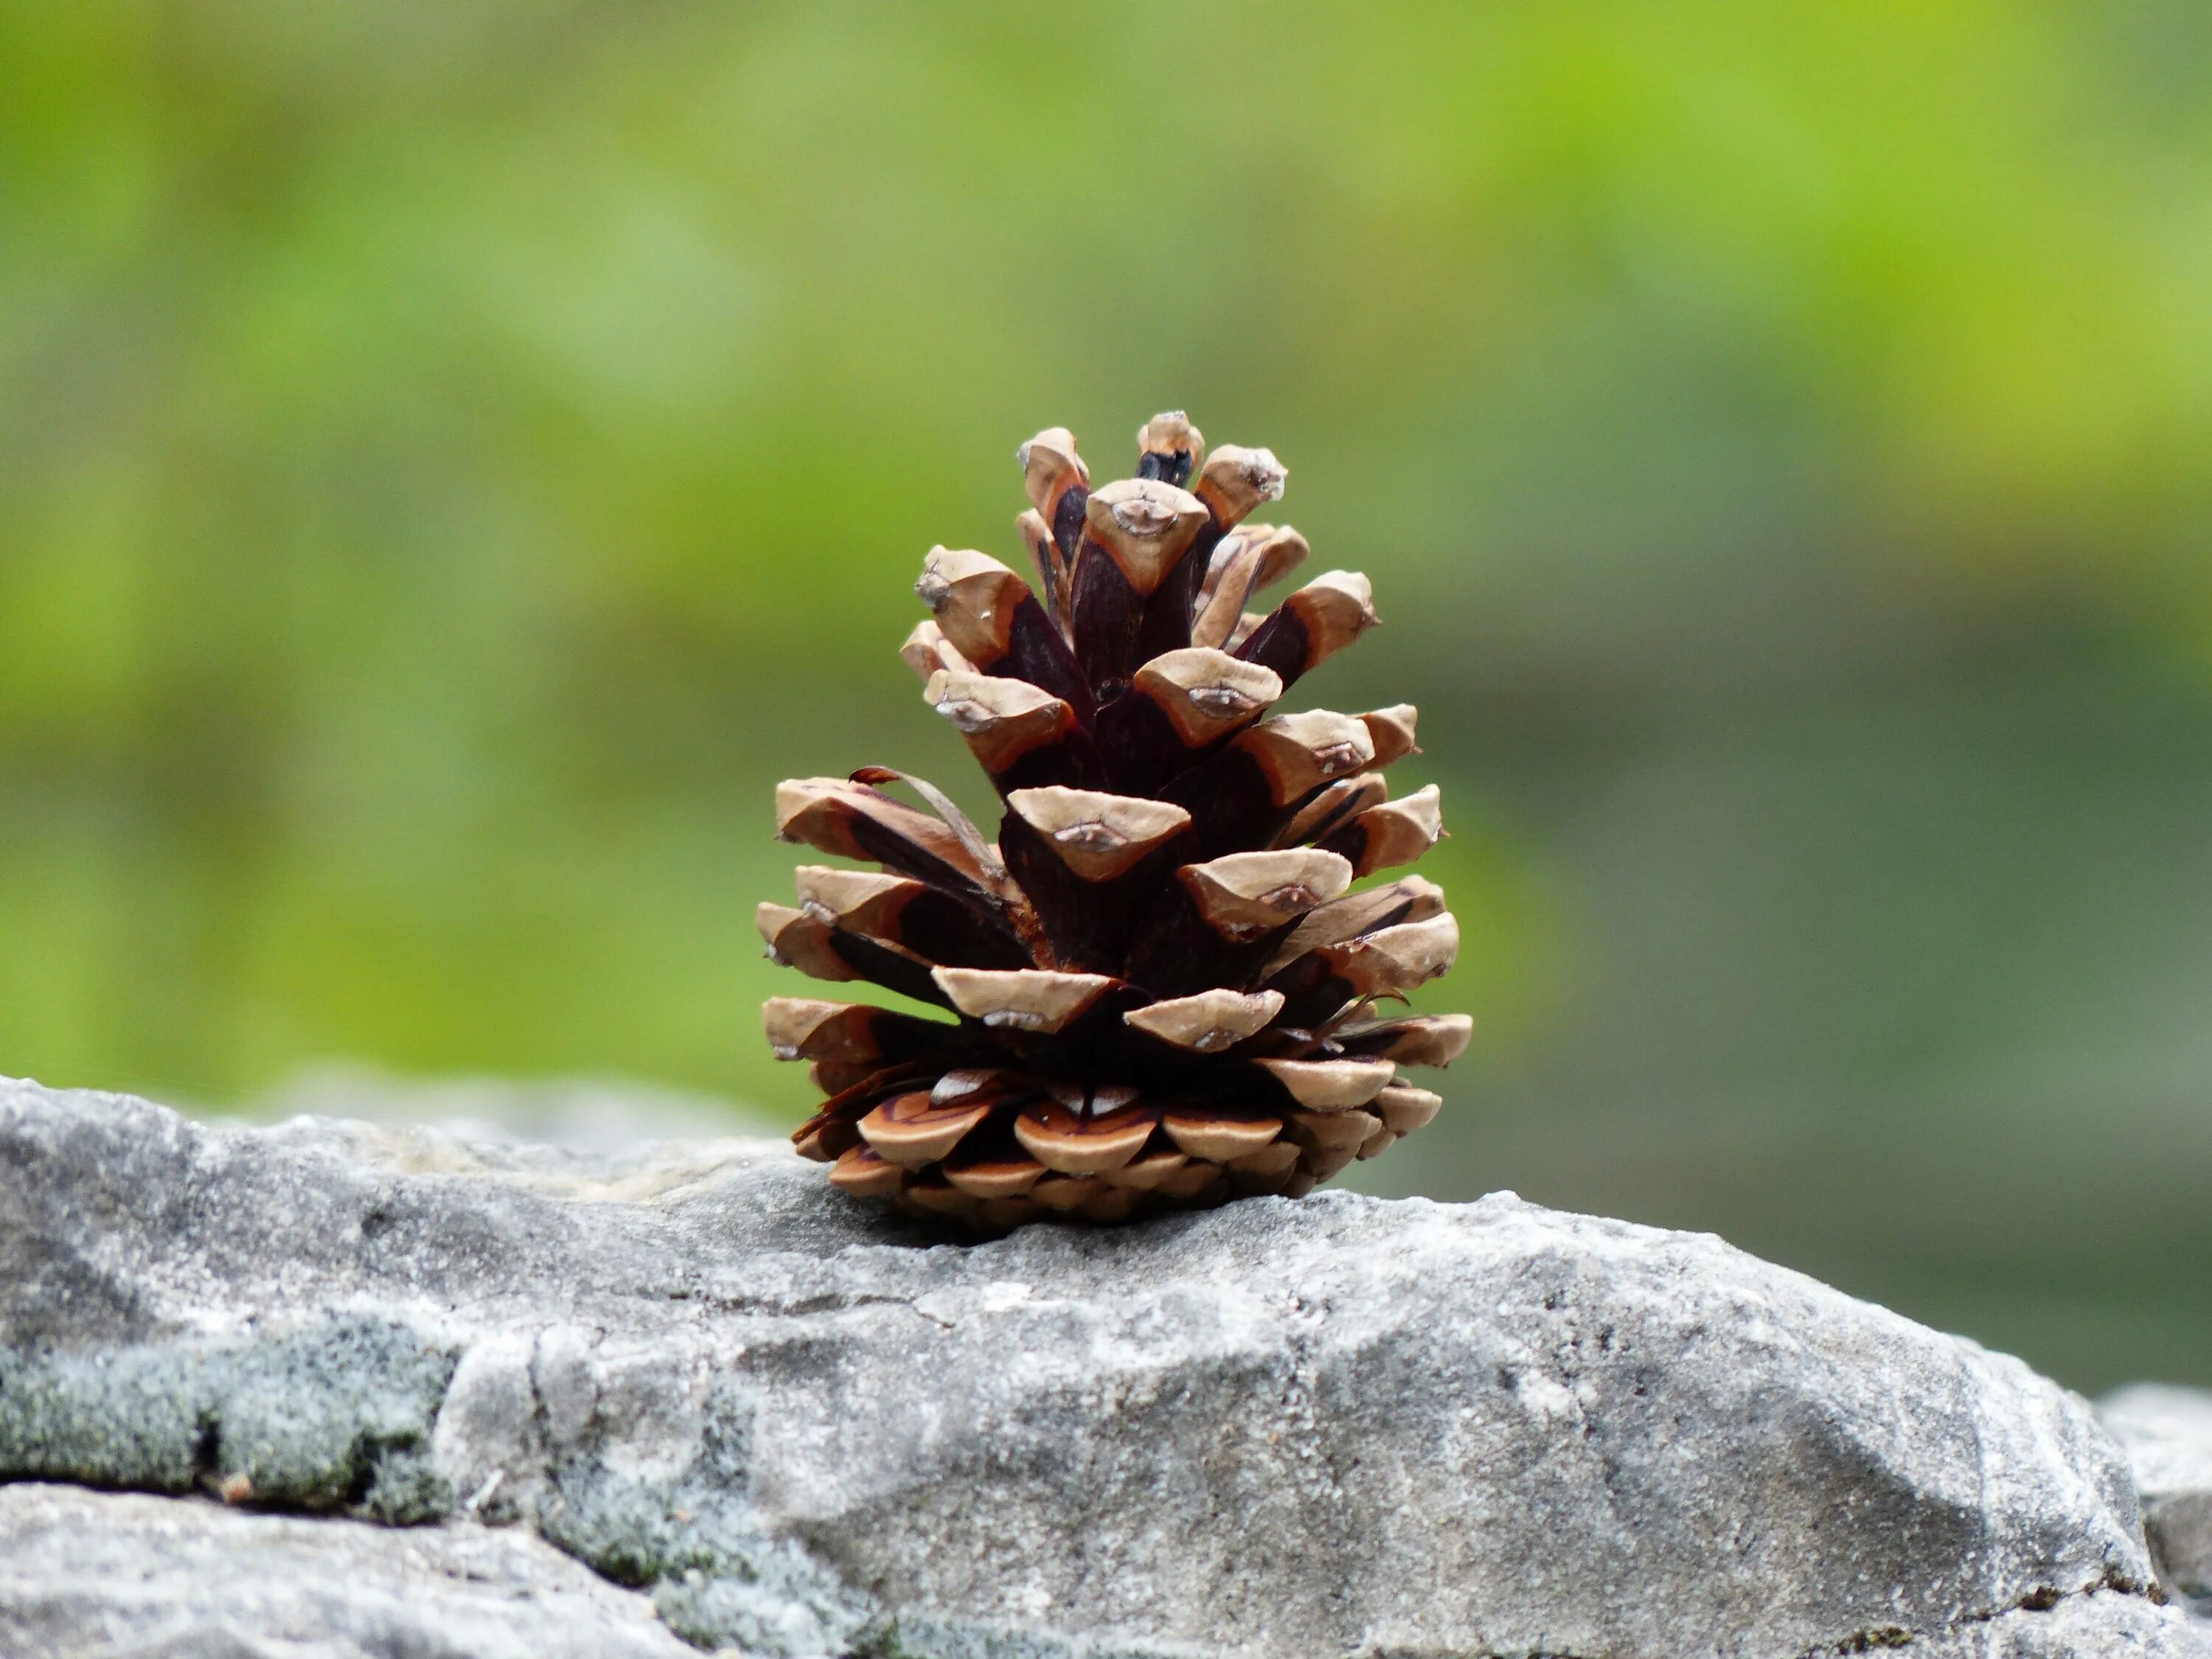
[0,1316,455,1520]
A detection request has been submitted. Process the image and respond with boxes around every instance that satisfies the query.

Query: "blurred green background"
[6,1,2212,1391]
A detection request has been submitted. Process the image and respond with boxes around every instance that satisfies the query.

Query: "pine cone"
[763,412,1469,1231]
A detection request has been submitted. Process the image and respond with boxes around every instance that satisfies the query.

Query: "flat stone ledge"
[0,1481,694,1659]
[5,1482,2204,1659]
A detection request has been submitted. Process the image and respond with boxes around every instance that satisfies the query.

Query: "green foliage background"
[7,2,2212,1387]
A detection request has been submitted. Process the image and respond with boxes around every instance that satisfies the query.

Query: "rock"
[0,1481,694,1659]
[247,1063,790,1153]
[2104,1385,2212,1617]
[1,1075,2202,1659]
[1881,1593,2212,1657]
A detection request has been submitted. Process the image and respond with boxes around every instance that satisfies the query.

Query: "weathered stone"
[2105,1385,2212,1618]
[0,1481,695,1659]
[1896,1591,2212,1657]
[2,1076,2202,1658]
[251,1062,791,1152]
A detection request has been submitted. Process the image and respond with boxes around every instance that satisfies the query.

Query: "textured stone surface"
[2105,1385,2212,1618]
[0,1481,692,1659]
[249,1063,790,1153]
[1,1075,2202,1658]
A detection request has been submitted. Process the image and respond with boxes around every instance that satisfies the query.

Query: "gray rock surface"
[247,1063,790,1153]
[0,1481,693,1659]
[2,1075,2203,1659]
[2105,1385,2212,1618]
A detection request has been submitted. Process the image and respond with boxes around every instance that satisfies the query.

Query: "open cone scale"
[765,411,1469,1230]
